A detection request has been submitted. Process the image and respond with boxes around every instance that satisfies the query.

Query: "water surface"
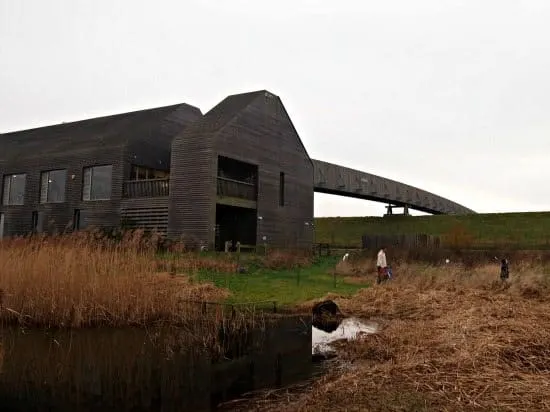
[0,315,314,412]
[312,317,378,355]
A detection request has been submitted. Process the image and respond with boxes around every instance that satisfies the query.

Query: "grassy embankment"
[246,257,550,412]
[0,231,366,328]
[194,253,364,307]
[315,211,550,249]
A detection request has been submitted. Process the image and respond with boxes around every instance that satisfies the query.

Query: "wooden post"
[236,241,241,272]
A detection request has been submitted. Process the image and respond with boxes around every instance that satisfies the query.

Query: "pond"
[0,315,318,412]
[0,310,379,411]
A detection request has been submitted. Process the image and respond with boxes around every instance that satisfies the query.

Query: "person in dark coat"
[500,258,510,281]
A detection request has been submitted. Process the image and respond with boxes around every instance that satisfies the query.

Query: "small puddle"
[312,317,378,356]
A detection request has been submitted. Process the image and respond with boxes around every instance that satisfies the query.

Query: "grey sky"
[1,0,549,216]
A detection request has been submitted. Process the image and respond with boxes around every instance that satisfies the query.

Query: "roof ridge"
[1,102,200,135]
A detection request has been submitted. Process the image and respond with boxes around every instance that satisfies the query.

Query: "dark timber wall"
[168,90,314,249]
[216,92,314,248]
[0,147,125,236]
[167,123,216,247]
[0,104,201,237]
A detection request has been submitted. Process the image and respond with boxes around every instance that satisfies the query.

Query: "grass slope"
[315,211,550,249]
[196,256,367,307]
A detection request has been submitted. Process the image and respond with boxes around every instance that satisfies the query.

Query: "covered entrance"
[215,204,257,251]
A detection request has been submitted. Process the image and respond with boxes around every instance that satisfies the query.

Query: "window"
[2,174,26,205]
[279,172,285,207]
[40,169,67,203]
[82,165,113,201]
[130,165,169,180]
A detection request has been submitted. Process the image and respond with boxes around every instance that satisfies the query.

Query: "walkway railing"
[123,178,170,198]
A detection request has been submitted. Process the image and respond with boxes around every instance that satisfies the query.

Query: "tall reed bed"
[0,230,241,328]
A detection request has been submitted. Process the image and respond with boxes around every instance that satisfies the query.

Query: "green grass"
[195,256,367,307]
[315,211,550,249]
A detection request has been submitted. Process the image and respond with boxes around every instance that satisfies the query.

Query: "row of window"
[2,165,113,206]
[0,209,86,239]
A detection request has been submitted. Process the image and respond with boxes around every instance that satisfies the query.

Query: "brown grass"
[248,259,550,412]
[261,249,313,269]
[0,230,235,328]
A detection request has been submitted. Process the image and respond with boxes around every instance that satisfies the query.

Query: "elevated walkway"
[312,159,474,215]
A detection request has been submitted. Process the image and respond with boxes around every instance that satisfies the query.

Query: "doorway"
[215,205,257,251]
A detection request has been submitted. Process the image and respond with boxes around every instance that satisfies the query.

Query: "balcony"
[216,176,257,208]
[123,178,169,198]
[122,176,256,205]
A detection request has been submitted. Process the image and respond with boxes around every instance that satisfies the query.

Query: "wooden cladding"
[123,178,169,198]
[121,205,169,234]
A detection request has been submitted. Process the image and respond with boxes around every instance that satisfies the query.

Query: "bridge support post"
[384,204,410,217]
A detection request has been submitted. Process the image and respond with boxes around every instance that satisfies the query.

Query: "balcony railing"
[123,178,169,198]
[217,177,257,201]
[122,177,256,200]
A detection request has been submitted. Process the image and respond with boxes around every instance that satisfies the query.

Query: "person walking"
[376,246,388,284]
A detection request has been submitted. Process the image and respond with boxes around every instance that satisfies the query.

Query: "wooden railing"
[123,177,256,200]
[217,177,257,201]
[123,178,169,198]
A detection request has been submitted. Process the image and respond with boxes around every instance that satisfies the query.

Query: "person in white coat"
[376,247,388,284]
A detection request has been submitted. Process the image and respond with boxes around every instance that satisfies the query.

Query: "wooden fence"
[362,233,441,250]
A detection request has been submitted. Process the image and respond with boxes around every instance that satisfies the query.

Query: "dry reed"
[247,259,550,412]
[0,230,236,328]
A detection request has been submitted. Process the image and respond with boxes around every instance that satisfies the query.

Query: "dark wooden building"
[0,90,315,250]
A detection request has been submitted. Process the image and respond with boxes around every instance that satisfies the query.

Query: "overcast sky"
[1,0,549,217]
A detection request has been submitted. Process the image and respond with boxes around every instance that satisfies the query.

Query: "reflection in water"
[312,317,378,355]
[0,315,313,412]
[312,316,341,333]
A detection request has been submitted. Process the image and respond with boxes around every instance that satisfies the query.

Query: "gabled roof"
[175,90,265,137]
[1,103,202,161]
[173,90,312,163]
